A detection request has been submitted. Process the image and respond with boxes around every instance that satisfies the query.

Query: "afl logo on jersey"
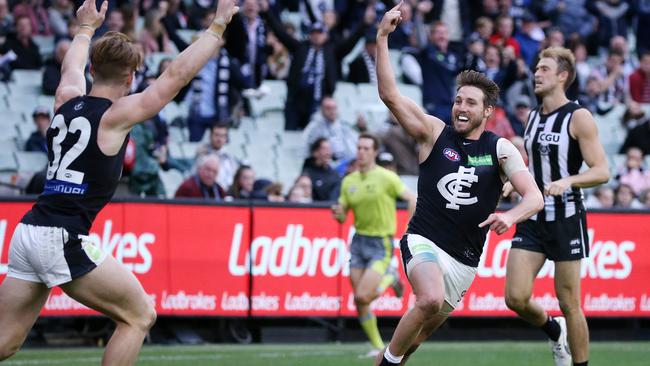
[74,102,84,111]
[443,148,461,162]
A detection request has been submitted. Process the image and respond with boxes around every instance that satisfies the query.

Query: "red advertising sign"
[0,201,648,317]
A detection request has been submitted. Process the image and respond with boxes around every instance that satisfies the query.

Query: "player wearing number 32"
[374,2,544,366]
[0,0,239,364]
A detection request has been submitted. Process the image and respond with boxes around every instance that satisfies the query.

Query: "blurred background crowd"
[0,0,649,210]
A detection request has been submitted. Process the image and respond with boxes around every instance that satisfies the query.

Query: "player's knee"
[415,294,444,317]
[131,303,157,332]
[557,296,581,316]
[505,292,529,312]
[354,289,376,305]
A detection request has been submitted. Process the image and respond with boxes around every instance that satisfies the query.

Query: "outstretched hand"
[377,1,403,37]
[76,0,108,30]
[214,0,240,25]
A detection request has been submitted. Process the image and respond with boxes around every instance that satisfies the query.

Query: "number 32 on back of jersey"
[46,114,91,185]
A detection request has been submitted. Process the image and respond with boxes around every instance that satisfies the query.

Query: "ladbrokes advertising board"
[0,201,648,317]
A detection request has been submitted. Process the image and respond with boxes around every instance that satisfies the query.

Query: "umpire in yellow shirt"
[332,133,416,358]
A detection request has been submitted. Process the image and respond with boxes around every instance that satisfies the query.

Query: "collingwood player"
[375,3,544,365]
[0,0,239,364]
[503,47,609,366]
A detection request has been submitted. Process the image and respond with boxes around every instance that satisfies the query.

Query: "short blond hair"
[538,47,576,90]
[90,31,142,84]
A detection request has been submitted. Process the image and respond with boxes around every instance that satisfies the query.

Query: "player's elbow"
[598,166,611,185]
[378,87,398,106]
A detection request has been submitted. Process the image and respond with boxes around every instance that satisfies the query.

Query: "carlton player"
[374,3,544,365]
[0,0,239,364]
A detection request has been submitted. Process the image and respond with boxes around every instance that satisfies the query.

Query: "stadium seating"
[14,151,47,173]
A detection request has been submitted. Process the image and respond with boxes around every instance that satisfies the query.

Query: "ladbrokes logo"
[84,220,155,274]
[228,223,351,277]
[0,219,155,275]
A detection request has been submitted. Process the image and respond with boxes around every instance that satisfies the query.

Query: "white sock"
[384,346,404,364]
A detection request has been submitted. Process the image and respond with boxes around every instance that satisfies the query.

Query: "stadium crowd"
[0,0,649,208]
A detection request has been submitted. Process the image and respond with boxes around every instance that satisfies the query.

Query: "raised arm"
[544,108,610,195]
[54,0,108,111]
[259,0,300,53]
[376,1,443,156]
[103,0,239,132]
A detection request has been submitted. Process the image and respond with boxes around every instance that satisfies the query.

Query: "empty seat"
[11,70,42,86]
[158,169,185,198]
[15,151,47,172]
[0,153,17,171]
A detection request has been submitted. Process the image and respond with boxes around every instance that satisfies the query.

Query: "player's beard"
[453,113,483,136]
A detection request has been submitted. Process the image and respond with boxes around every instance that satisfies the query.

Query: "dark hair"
[456,70,500,108]
[359,133,380,151]
[229,165,253,199]
[310,137,328,154]
[90,31,142,83]
[640,49,650,60]
[538,47,576,90]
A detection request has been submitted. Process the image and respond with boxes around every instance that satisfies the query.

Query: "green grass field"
[4,342,650,365]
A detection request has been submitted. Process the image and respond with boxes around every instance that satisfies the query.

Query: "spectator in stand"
[621,101,647,129]
[578,75,602,114]
[629,50,650,103]
[0,0,12,38]
[507,95,531,136]
[106,8,125,33]
[418,21,460,123]
[235,0,268,87]
[380,113,419,175]
[48,0,73,38]
[569,40,593,94]
[287,174,313,203]
[12,0,50,36]
[1,15,41,70]
[483,43,517,100]
[585,185,615,208]
[42,40,71,95]
[614,183,643,209]
[609,35,636,76]
[514,12,543,69]
[161,0,190,51]
[474,16,494,44]
[544,27,565,48]
[175,153,226,200]
[347,30,378,84]
[633,0,650,54]
[304,96,359,162]
[489,15,521,57]
[620,112,650,155]
[302,137,341,201]
[24,106,50,154]
[463,33,486,73]
[139,8,173,54]
[590,49,627,113]
[542,0,596,41]
[226,165,255,200]
[184,24,250,141]
[587,0,632,54]
[260,0,375,130]
[265,30,290,80]
[616,147,650,195]
[640,189,650,208]
[387,0,416,50]
[196,124,240,189]
[128,116,167,198]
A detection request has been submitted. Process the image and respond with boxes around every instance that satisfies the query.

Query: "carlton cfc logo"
[443,148,461,162]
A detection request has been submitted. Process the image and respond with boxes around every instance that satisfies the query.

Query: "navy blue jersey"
[22,96,128,235]
[407,126,503,267]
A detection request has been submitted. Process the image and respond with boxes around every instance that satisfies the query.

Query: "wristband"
[75,33,92,41]
[79,24,95,32]
[205,28,222,39]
